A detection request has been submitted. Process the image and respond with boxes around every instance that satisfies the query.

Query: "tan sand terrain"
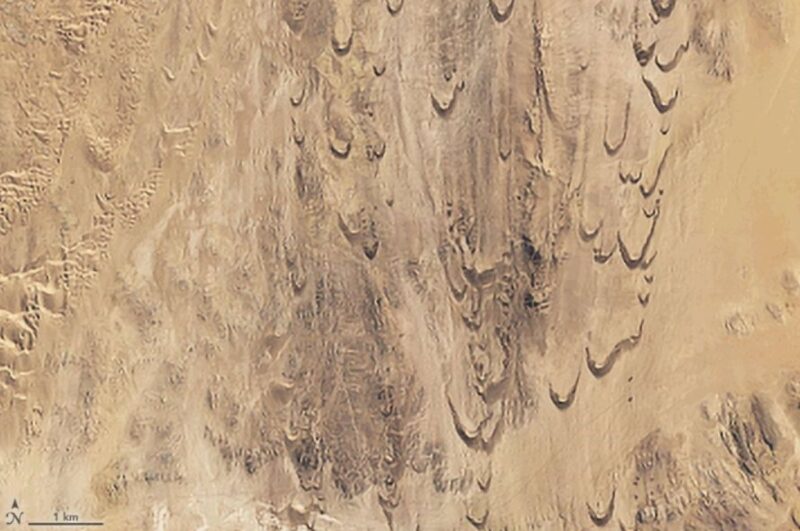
[1,0,800,529]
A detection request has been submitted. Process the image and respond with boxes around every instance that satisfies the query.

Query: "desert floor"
[1,0,800,529]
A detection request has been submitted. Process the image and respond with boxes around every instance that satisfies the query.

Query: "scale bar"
[28,523,103,527]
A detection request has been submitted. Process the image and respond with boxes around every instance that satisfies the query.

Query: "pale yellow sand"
[1,1,800,529]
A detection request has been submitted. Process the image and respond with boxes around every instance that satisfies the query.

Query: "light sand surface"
[1,0,800,529]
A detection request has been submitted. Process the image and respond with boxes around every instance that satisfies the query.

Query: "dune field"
[1,0,800,529]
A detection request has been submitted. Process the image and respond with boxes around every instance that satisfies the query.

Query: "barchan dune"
[1,0,800,529]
